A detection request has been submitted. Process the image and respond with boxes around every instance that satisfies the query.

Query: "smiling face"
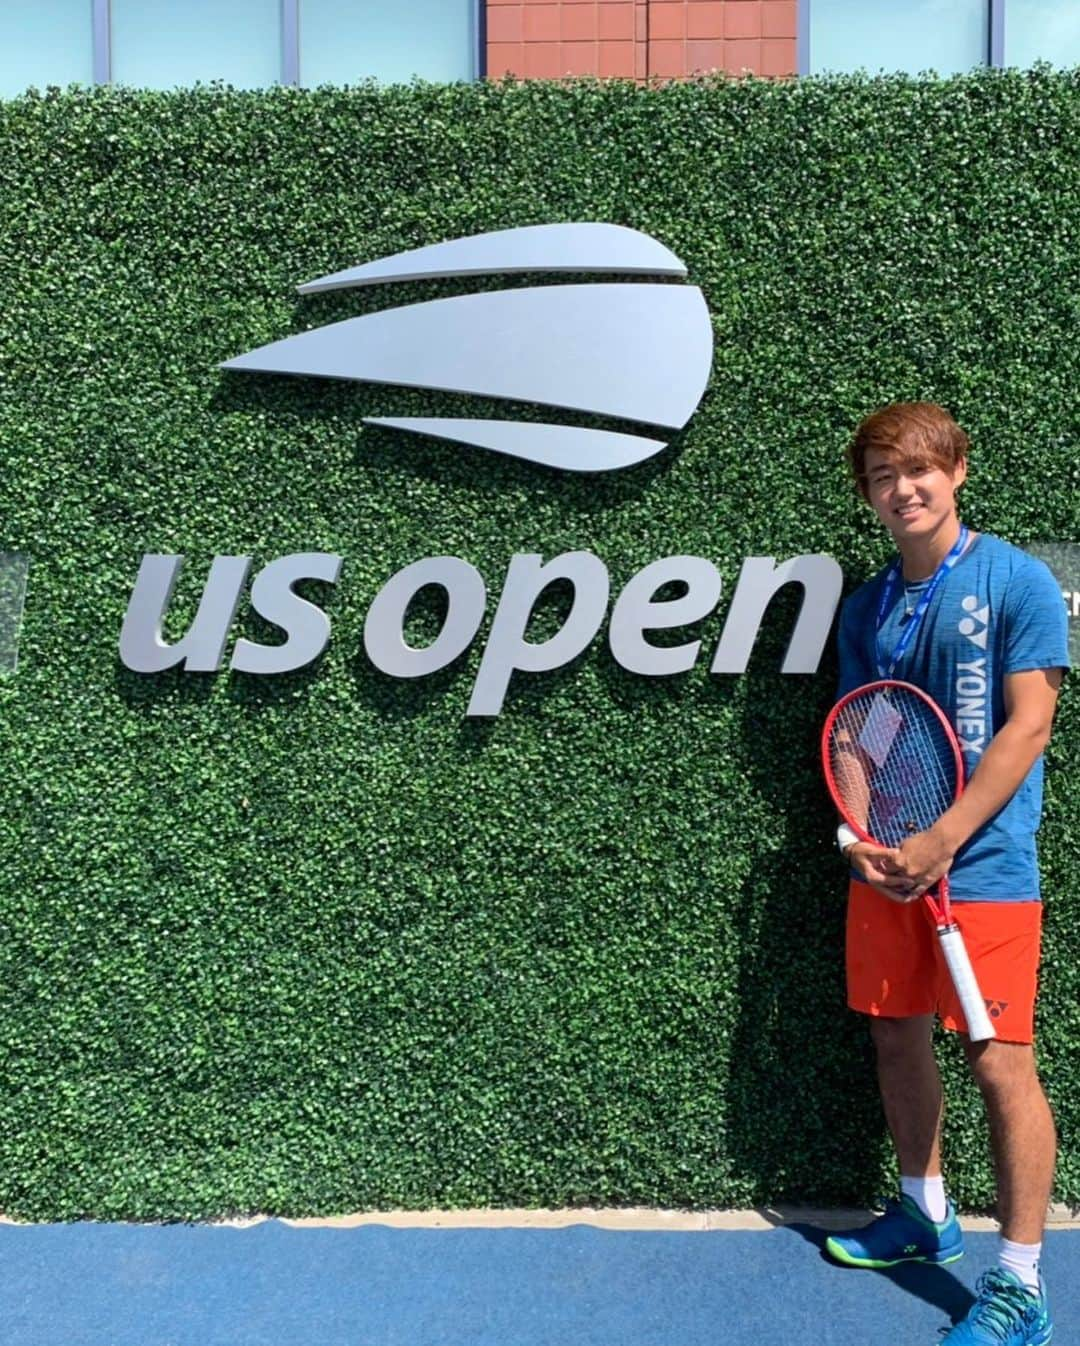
[862,446,967,545]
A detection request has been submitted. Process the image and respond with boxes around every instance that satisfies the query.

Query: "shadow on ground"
[779,1221,976,1324]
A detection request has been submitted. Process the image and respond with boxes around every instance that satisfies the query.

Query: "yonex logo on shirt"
[959,595,989,650]
[955,657,988,759]
[955,597,990,759]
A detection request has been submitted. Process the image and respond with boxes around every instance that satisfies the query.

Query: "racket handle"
[937,924,996,1042]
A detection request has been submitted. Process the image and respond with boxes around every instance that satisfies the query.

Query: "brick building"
[0,1,1075,96]
[486,1,797,83]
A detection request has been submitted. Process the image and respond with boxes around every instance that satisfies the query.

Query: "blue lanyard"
[875,526,969,679]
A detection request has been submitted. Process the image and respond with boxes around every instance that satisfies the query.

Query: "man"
[826,402,1068,1345]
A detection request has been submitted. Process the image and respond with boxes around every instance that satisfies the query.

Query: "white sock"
[900,1174,948,1223]
[999,1238,1042,1295]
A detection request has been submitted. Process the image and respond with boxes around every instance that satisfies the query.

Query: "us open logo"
[119,226,841,701]
[222,223,714,472]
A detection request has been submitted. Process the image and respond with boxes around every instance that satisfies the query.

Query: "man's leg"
[827,887,961,1267]
[934,1040,1055,1342]
[847,882,943,1177]
[825,1012,962,1267]
[938,902,1053,1318]
[870,1014,943,1178]
[963,1038,1056,1244]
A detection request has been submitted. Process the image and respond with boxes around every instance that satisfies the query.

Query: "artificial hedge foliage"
[0,69,1078,1220]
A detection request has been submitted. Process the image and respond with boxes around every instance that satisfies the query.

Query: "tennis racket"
[822,679,996,1042]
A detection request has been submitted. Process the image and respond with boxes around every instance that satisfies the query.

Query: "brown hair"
[848,402,969,498]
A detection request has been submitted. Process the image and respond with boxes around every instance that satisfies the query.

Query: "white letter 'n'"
[710,554,843,675]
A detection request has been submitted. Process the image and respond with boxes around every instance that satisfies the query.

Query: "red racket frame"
[821,678,966,927]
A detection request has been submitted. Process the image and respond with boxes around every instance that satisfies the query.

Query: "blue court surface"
[3,1220,1078,1345]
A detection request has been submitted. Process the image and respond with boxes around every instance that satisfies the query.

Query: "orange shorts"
[846,880,1043,1044]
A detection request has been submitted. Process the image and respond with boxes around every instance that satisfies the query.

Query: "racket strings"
[829,689,958,846]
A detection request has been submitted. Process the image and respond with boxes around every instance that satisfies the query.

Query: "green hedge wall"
[0,70,1078,1221]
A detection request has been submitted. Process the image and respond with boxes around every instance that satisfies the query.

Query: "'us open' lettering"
[118,549,843,715]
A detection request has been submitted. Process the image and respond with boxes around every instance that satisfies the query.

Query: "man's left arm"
[894,667,1064,893]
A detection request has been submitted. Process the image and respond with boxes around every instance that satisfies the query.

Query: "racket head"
[821,679,965,848]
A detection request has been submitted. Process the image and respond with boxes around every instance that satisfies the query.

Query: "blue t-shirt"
[836,533,1070,901]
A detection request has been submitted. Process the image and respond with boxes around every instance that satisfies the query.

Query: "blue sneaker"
[940,1268,1052,1344]
[825,1195,964,1268]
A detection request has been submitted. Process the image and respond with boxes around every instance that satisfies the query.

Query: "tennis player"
[825,402,1068,1345]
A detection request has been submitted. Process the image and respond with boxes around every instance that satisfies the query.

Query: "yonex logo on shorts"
[984,999,1009,1019]
[222,223,714,474]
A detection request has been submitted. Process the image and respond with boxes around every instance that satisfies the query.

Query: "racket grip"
[937,924,996,1042]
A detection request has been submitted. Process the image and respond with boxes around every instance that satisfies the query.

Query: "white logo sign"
[118,550,844,715]
[959,594,989,649]
[222,223,714,473]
